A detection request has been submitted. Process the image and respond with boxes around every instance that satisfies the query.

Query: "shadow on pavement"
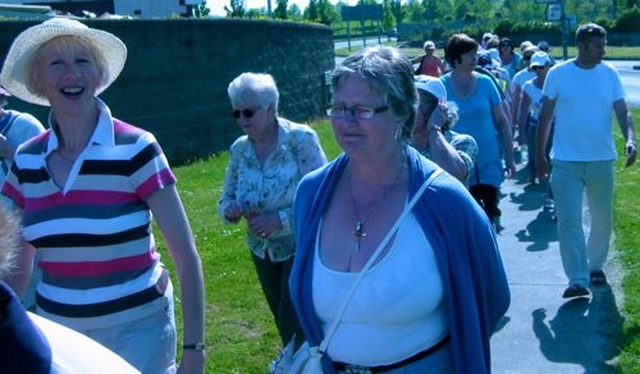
[532,284,622,373]
[515,210,558,252]
[505,172,558,251]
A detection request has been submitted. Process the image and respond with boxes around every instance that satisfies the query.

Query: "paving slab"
[490,168,623,373]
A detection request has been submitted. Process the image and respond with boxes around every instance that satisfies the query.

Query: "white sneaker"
[543,198,554,211]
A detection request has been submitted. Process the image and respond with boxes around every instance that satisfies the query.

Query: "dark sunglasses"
[231,107,261,119]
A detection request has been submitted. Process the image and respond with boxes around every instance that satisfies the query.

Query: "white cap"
[530,51,551,68]
[414,75,446,101]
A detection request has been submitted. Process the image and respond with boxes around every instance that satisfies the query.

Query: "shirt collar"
[45,98,116,156]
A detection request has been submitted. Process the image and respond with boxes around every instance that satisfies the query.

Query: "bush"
[614,6,640,32]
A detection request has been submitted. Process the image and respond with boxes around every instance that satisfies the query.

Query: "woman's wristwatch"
[183,343,206,351]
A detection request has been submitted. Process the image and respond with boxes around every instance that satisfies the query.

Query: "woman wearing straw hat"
[0,17,205,373]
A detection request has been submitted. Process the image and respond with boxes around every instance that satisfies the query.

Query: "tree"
[289,4,303,19]
[194,1,210,18]
[304,0,338,25]
[275,0,288,19]
[305,0,319,21]
[390,0,403,24]
[382,0,396,34]
[225,0,246,18]
[405,0,425,22]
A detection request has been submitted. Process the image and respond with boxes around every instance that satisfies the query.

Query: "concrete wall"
[0,19,334,164]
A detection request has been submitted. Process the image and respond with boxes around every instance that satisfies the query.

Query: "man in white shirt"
[536,23,637,299]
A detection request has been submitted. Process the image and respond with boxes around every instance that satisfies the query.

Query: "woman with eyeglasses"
[289,46,510,374]
[218,72,327,356]
[442,33,516,232]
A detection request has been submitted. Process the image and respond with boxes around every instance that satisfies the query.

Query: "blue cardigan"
[0,281,52,373]
[290,147,510,373]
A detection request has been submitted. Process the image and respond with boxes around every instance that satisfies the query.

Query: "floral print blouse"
[217,118,327,261]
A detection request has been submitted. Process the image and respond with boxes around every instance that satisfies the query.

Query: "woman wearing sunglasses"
[218,72,327,357]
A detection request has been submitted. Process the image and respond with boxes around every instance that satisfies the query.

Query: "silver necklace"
[346,174,399,256]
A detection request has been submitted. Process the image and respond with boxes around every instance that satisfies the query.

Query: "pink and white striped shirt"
[2,101,175,329]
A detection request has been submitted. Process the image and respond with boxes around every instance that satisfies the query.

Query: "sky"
[208,0,337,17]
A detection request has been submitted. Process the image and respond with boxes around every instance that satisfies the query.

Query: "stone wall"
[0,19,334,164]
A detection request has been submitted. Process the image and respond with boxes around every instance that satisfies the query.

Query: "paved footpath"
[490,167,623,373]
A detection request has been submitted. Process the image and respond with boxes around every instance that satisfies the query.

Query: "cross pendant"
[353,221,366,254]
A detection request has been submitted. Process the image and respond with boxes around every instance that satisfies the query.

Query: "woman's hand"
[427,104,447,135]
[247,212,281,239]
[223,201,244,223]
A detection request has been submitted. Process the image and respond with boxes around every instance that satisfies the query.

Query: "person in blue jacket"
[290,45,510,373]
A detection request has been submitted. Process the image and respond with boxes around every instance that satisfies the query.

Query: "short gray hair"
[332,46,417,139]
[227,72,279,114]
[0,206,21,280]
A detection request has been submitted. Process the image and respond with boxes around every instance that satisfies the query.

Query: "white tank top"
[312,212,449,366]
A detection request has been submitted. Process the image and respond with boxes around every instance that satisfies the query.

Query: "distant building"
[0,0,194,18]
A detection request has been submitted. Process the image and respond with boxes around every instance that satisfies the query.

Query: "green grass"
[159,111,640,371]
[335,44,640,61]
[155,122,340,372]
[616,109,640,371]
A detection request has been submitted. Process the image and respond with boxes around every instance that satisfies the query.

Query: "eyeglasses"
[329,105,389,120]
[231,107,262,119]
[531,65,546,71]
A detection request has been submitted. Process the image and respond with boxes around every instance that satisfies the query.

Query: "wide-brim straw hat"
[0,17,127,107]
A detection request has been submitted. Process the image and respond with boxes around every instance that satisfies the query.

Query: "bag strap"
[318,168,445,354]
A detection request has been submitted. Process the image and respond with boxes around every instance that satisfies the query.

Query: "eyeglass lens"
[232,108,258,119]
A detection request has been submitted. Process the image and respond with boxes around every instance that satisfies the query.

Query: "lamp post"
[535,0,569,60]
[560,0,568,60]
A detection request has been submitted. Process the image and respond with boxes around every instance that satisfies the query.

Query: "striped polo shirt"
[2,101,176,330]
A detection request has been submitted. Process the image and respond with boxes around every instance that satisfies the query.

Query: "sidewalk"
[490,167,623,373]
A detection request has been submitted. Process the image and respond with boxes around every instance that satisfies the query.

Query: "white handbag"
[270,169,444,374]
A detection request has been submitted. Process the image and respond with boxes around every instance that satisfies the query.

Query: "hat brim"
[0,17,127,107]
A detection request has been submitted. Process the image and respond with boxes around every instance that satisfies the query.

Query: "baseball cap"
[414,75,446,101]
[424,41,436,50]
[529,51,551,68]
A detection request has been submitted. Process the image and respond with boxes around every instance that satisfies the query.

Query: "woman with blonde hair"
[0,18,205,373]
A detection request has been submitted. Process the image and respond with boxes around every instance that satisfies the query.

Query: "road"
[334,39,640,108]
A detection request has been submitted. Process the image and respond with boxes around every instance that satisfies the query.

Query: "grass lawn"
[159,109,640,372]
[335,44,640,61]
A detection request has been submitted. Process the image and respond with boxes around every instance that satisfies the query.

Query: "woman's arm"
[147,185,205,374]
[492,104,516,178]
[517,91,532,144]
[217,147,243,224]
[426,106,469,182]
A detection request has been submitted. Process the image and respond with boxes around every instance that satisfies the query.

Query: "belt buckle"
[344,365,372,374]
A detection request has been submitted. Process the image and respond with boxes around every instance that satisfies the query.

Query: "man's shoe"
[562,284,590,299]
[590,270,607,286]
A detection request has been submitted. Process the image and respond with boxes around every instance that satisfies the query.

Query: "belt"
[333,334,451,373]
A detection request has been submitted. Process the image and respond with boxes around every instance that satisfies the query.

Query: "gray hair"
[332,46,417,139]
[227,72,279,114]
[0,206,21,280]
